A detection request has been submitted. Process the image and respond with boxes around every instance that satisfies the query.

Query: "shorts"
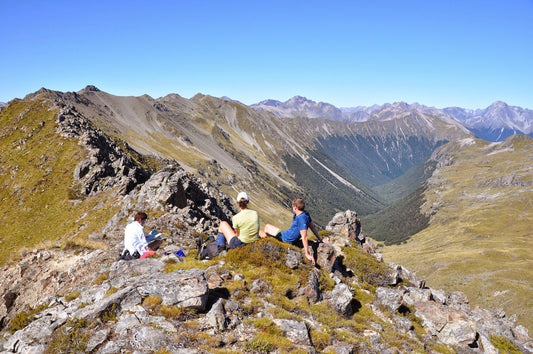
[269,232,282,240]
[228,237,246,249]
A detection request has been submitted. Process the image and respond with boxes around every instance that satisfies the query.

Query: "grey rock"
[133,269,208,309]
[329,283,354,316]
[300,269,322,303]
[4,313,67,353]
[479,333,499,354]
[286,247,303,269]
[96,341,122,354]
[108,258,166,287]
[273,319,311,345]
[374,287,403,313]
[205,298,228,331]
[73,286,133,321]
[325,343,356,354]
[402,288,432,306]
[438,319,477,346]
[86,328,110,352]
[130,326,170,351]
[250,279,271,295]
[316,242,336,272]
[393,314,414,333]
[431,289,448,305]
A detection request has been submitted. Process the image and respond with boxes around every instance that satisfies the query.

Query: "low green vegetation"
[64,291,81,302]
[8,304,49,334]
[489,334,522,353]
[0,98,120,266]
[46,318,90,354]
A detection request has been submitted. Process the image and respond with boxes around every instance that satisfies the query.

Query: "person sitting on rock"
[121,211,161,259]
[217,192,260,250]
[259,198,327,265]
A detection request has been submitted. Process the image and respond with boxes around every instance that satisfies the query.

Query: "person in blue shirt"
[260,198,325,264]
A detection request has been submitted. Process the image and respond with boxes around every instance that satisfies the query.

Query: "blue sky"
[1,0,532,109]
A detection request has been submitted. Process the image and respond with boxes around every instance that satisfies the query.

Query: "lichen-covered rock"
[273,319,311,346]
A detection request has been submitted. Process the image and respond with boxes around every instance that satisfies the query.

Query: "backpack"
[195,235,221,260]
[119,250,140,261]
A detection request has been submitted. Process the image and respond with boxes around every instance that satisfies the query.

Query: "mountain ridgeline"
[1,86,533,337]
[254,97,533,141]
[2,87,469,227]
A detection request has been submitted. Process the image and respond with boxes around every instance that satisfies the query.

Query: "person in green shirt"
[217,191,260,249]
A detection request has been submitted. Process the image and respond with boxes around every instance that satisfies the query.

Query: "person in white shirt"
[122,211,158,258]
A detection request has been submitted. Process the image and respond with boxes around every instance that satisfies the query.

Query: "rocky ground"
[0,209,531,353]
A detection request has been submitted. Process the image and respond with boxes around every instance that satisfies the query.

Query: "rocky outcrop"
[1,225,532,353]
[55,103,150,196]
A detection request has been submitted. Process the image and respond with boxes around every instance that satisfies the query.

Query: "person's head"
[134,212,148,224]
[236,191,249,209]
[292,198,305,212]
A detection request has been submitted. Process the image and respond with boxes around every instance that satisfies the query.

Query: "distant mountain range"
[252,97,533,142]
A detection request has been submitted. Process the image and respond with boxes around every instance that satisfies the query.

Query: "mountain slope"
[380,135,533,332]
[0,96,124,265]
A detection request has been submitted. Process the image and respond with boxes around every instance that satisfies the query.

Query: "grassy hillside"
[381,136,533,332]
[0,99,120,265]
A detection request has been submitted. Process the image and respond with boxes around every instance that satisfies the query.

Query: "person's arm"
[300,229,315,264]
[309,221,329,244]
[133,228,148,255]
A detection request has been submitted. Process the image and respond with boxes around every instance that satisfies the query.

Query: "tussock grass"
[489,334,522,353]
[382,137,533,332]
[8,303,49,334]
[45,318,90,353]
[343,246,392,287]
[0,99,120,266]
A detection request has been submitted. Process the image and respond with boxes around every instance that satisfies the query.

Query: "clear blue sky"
[1,0,532,109]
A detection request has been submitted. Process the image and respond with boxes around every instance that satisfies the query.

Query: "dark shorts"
[269,232,282,240]
[228,237,246,249]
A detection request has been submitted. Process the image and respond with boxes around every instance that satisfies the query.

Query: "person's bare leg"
[264,224,280,237]
[218,221,237,243]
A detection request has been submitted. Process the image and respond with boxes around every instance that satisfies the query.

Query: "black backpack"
[119,250,140,261]
[195,235,221,260]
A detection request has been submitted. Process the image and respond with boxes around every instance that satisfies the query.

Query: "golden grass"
[0,99,120,265]
[382,137,533,332]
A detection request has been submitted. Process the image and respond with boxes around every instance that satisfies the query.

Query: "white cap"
[236,191,249,201]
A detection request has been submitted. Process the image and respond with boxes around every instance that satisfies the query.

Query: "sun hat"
[236,191,249,201]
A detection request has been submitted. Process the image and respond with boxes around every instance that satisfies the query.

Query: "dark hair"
[292,198,305,211]
[237,199,249,209]
[134,212,148,222]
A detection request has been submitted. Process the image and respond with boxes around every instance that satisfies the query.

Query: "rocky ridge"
[0,209,531,353]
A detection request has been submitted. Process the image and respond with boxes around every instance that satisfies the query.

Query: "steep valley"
[381,135,533,332]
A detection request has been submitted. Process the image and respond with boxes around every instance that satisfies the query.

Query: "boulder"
[273,319,311,346]
[300,269,322,303]
[316,242,336,272]
[374,287,403,313]
[328,283,355,316]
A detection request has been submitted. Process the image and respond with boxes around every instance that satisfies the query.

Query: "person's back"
[260,198,322,264]
[232,208,259,244]
[218,191,260,250]
[280,210,311,244]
